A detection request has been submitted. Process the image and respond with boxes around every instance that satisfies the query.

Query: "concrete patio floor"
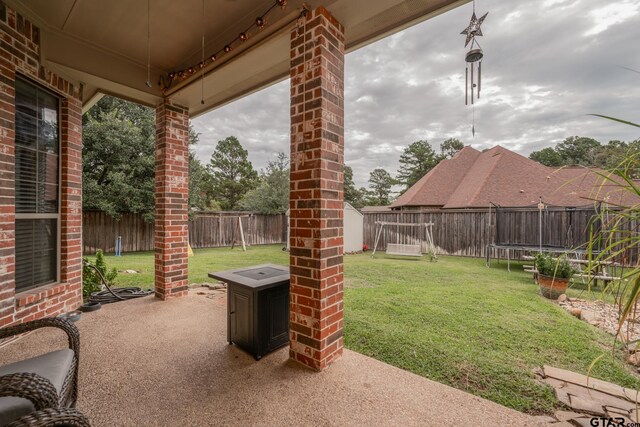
[0,288,541,426]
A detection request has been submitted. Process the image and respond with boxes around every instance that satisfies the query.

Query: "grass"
[88,245,640,415]
[87,245,289,289]
[344,254,640,414]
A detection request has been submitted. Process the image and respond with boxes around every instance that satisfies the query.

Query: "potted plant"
[534,253,575,299]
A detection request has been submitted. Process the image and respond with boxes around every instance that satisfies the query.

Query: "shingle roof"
[391,146,481,208]
[391,145,640,209]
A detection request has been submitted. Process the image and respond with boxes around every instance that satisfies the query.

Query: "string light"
[145,0,152,88]
[161,0,308,94]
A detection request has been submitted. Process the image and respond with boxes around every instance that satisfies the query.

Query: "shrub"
[82,250,117,300]
[534,253,574,279]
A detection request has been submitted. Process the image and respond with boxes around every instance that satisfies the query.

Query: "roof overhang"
[5,0,468,115]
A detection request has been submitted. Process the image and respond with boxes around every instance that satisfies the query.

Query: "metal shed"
[286,203,363,253]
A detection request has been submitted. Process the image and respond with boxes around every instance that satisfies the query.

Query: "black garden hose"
[83,259,153,304]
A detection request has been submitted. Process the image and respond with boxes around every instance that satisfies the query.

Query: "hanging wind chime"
[201,0,205,104]
[460,0,488,136]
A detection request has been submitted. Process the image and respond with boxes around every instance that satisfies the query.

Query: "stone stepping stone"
[542,365,640,425]
[554,410,583,422]
[544,365,636,402]
[545,377,636,412]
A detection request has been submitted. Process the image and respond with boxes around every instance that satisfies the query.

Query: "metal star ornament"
[460,11,488,47]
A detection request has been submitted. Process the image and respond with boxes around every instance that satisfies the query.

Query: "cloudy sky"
[192,0,640,187]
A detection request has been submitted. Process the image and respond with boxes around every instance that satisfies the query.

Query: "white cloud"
[192,0,640,188]
[585,1,639,36]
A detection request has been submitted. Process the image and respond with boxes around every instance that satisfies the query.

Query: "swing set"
[371,221,437,260]
[230,215,248,251]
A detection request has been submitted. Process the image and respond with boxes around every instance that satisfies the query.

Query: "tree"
[529,136,601,167]
[367,168,395,205]
[593,140,640,178]
[555,136,601,166]
[207,136,258,210]
[344,165,367,208]
[188,127,217,212]
[530,137,640,177]
[188,152,208,211]
[82,96,156,222]
[396,140,439,192]
[440,138,465,159]
[83,96,213,221]
[529,147,564,167]
[240,152,289,214]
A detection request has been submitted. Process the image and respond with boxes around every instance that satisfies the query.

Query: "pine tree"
[367,168,395,205]
[396,140,439,191]
[207,136,258,210]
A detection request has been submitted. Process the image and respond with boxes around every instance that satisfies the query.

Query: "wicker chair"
[0,318,81,426]
[6,408,90,427]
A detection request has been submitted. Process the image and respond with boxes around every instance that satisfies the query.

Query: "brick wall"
[289,6,345,370]
[0,2,83,327]
[154,100,189,300]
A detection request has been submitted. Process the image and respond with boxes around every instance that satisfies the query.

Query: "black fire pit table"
[208,264,290,360]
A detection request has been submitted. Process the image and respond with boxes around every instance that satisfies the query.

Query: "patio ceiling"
[5,0,467,116]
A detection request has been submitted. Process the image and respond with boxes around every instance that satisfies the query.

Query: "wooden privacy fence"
[83,211,287,255]
[83,211,154,255]
[494,207,599,249]
[362,208,625,260]
[188,211,287,249]
[364,210,493,258]
[84,208,638,262]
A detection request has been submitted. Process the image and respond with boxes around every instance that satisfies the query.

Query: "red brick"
[0,3,82,327]
[289,7,344,371]
[154,100,189,300]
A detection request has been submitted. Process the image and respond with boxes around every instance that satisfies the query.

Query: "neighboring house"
[391,146,639,210]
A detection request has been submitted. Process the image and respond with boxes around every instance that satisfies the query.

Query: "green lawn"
[88,245,290,289]
[88,245,640,415]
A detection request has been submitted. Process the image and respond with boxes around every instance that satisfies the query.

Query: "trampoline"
[485,201,602,272]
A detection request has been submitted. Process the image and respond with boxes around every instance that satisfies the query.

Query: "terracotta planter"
[538,274,570,299]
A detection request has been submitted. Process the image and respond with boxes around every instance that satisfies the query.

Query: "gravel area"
[559,297,640,344]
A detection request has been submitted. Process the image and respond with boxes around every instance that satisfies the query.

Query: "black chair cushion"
[0,349,74,425]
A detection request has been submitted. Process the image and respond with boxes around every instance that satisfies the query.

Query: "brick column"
[0,3,84,325]
[0,63,16,326]
[154,100,189,300]
[289,6,345,370]
[59,98,83,310]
